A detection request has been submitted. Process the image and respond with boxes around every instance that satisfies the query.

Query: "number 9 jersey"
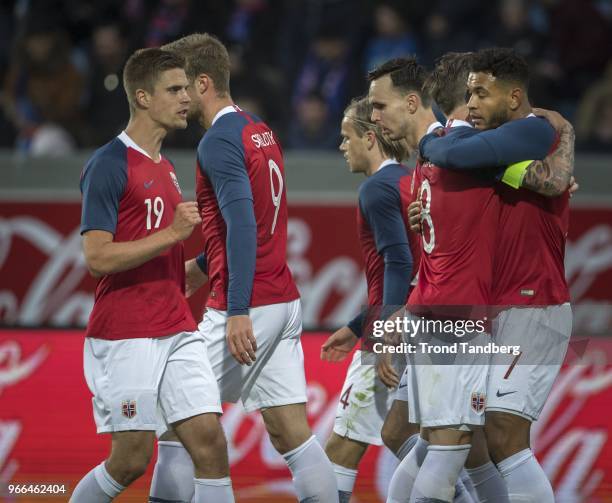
[196,106,299,311]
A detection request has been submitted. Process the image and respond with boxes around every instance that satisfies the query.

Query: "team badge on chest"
[121,400,137,419]
[169,172,182,194]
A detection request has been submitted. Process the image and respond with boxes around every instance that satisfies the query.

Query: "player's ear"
[135,88,149,109]
[365,130,376,149]
[406,92,418,114]
[509,87,522,112]
[197,74,211,95]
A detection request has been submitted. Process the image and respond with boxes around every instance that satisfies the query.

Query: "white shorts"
[407,329,490,428]
[199,299,306,413]
[84,331,222,434]
[333,350,404,445]
[395,367,409,403]
[486,303,572,421]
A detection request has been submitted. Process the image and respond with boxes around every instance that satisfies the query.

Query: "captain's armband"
[501,160,533,189]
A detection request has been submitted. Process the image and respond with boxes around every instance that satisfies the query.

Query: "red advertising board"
[1,201,611,332]
[1,331,611,502]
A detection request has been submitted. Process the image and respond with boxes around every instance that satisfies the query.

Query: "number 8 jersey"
[408,136,500,313]
[196,106,299,311]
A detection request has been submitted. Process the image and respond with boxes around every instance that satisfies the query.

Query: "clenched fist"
[170,201,201,241]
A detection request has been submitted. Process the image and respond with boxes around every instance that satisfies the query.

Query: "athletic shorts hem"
[485,406,536,421]
[96,422,158,434]
[246,395,307,413]
[332,426,382,446]
[165,405,224,425]
[420,416,484,428]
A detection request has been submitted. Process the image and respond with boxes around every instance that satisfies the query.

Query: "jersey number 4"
[420,180,435,254]
[268,159,283,235]
[145,197,164,230]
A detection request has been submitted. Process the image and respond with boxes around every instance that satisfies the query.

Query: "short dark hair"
[470,47,529,88]
[367,57,432,106]
[162,33,230,95]
[123,48,185,109]
[344,97,409,161]
[424,52,473,116]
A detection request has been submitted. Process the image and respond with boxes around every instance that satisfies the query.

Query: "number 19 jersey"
[408,157,500,310]
[196,107,299,310]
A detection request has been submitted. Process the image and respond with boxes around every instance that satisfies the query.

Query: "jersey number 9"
[268,159,283,235]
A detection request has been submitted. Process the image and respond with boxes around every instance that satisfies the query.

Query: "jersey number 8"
[420,180,435,254]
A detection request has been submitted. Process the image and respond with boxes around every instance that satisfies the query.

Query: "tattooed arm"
[521,122,575,197]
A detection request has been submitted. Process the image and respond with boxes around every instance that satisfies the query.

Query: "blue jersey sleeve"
[79,149,127,235]
[420,117,556,169]
[360,177,412,307]
[199,131,256,316]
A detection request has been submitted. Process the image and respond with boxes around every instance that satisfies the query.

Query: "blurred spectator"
[292,27,350,123]
[3,18,85,155]
[84,22,129,145]
[575,61,612,151]
[363,2,418,72]
[287,91,339,150]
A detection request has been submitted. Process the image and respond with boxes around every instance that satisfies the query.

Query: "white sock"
[395,433,419,460]
[454,476,476,503]
[333,463,358,503]
[460,469,479,502]
[150,441,195,503]
[194,477,234,502]
[69,462,124,502]
[466,461,509,502]
[387,436,430,503]
[282,435,338,502]
[409,444,471,503]
[497,449,554,503]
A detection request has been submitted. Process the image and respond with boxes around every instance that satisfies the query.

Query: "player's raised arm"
[420,116,556,169]
[516,109,575,196]
[198,133,258,365]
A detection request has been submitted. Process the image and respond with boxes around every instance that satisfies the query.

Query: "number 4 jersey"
[408,140,500,312]
[196,106,299,311]
[80,132,196,340]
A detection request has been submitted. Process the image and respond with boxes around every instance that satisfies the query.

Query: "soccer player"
[154,33,339,502]
[71,48,233,503]
[419,48,574,503]
[320,96,420,502]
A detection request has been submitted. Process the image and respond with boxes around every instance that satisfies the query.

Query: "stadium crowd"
[0,0,610,155]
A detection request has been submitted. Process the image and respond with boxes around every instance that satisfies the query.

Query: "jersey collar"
[376,158,398,172]
[445,118,472,128]
[117,131,161,162]
[211,105,241,126]
[426,121,444,135]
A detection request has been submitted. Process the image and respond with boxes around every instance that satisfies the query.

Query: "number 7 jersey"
[408,157,500,311]
[196,107,299,310]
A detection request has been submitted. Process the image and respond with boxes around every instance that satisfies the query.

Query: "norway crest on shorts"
[121,400,137,419]
[169,171,182,194]
[471,392,486,414]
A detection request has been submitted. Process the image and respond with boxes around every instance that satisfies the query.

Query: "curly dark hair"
[470,47,529,88]
[367,57,432,106]
[424,52,473,116]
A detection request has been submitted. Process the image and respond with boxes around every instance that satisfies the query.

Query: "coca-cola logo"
[0,212,611,329]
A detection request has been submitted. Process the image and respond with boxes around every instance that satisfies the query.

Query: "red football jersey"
[493,185,570,305]
[80,134,196,340]
[408,160,500,315]
[196,108,299,311]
